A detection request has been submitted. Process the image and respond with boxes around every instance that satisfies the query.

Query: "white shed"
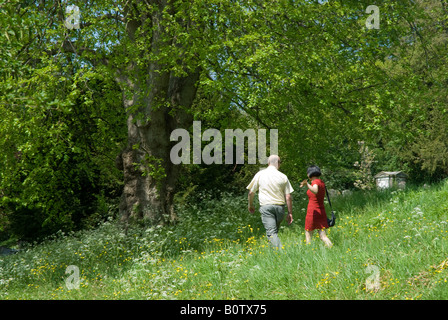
[374,171,407,189]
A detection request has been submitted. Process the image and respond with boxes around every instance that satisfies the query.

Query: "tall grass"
[1,181,448,300]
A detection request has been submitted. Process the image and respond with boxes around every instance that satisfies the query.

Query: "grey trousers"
[259,204,285,250]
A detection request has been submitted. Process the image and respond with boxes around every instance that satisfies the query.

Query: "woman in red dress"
[300,165,333,247]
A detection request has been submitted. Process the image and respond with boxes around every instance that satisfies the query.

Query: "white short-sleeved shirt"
[246,165,294,206]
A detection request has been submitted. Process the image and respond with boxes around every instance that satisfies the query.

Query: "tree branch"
[44,39,109,66]
[80,13,126,29]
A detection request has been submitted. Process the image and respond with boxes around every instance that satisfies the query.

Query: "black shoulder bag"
[325,187,336,227]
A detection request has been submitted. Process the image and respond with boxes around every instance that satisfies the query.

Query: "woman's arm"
[307,181,318,194]
[300,179,318,194]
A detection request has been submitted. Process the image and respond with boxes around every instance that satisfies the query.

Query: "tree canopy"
[1,0,447,242]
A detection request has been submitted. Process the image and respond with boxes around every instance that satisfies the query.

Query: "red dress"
[305,179,329,231]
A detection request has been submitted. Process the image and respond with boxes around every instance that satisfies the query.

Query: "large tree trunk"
[117,1,200,226]
[119,72,199,226]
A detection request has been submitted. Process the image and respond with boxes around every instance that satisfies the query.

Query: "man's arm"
[248,191,255,214]
[286,193,293,224]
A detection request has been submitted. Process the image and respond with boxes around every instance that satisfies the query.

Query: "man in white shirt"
[246,155,294,249]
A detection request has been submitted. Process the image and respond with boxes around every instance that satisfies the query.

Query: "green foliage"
[0,1,127,241]
[191,0,444,186]
[1,0,448,242]
[363,0,448,181]
[399,106,448,181]
[0,74,126,240]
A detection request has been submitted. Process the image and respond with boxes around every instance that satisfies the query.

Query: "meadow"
[1,180,448,300]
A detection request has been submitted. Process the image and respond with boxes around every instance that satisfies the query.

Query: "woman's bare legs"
[306,229,333,247]
[317,229,333,248]
[305,230,313,245]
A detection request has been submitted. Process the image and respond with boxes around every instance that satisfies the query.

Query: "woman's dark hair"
[307,165,321,178]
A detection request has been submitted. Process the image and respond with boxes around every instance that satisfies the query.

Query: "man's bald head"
[268,155,281,169]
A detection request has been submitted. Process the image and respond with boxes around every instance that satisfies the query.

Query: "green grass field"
[1,180,448,300]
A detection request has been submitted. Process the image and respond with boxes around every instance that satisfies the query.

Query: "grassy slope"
[1,180,448,300]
